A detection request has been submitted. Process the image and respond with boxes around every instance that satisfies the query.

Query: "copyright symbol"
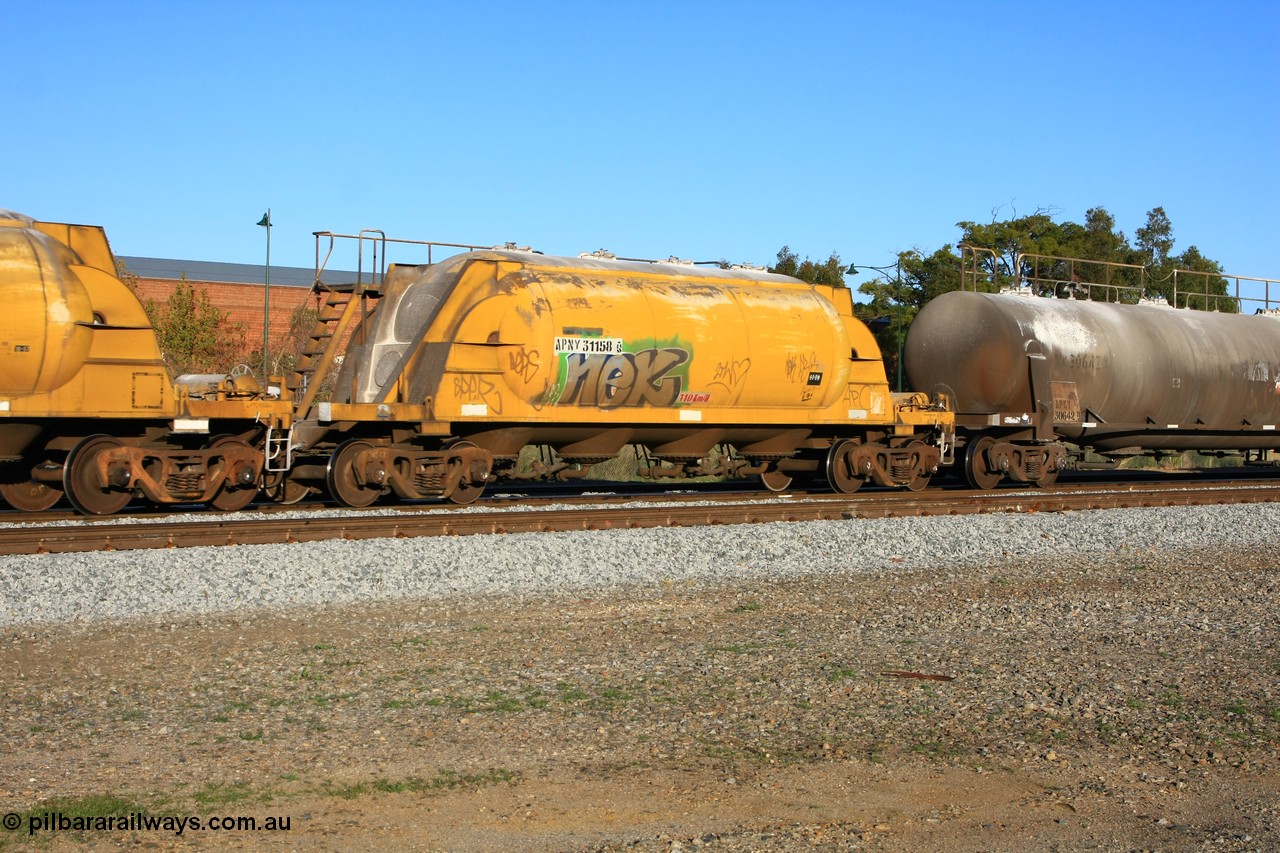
[2,812,20,831]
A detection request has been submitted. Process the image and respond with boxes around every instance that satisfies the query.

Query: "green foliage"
[142,277,248,376]
[1135,206,1174,267]
[270,301,321,377]
[770,246,847,286]
[950,206,1230,309]
[775,206,1231,379]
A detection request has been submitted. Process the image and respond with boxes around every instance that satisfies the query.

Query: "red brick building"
[117,256,350,367]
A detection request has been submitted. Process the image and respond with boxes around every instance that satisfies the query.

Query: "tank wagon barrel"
[906,249,1280,489]
[288,236,955,505]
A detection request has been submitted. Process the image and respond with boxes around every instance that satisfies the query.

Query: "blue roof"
[117,256,357,288]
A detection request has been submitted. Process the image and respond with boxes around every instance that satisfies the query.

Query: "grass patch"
[293,665,326,683]
[14,792,147,820]
[320,769,517,800]
[589,689,633,710]
[1,794,161,849]
[557,683,590,703]
[707,643,760,655]
[910,739,966,759]
[194,781,269,807]
[481,691,524,713]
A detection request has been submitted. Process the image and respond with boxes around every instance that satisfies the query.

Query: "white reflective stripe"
[1081,422,1097,428]
[847,409,868,420]
[172,418,209,433]
[679,410,702,422]
[460,404,488,416]
[318,402,332,422]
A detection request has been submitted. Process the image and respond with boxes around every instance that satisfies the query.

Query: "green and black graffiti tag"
[558,347,691,408]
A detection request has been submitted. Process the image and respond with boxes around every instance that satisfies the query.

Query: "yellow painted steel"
[372,253,940,431]
[0,212,292,428]
[0,221,95,395]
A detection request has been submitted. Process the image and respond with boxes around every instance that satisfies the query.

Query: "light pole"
[847,259,904,392]
[256,210,272,377]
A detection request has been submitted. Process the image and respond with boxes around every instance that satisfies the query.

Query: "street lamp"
[256,209,272,377]
[847,259,904,392]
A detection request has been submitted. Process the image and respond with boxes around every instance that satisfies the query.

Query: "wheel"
[447,440,487,505]
[824,440,865,494]
[0,478,62,512]
[64,435,133,515]
[326,440,384,507]
[208,436,260,511]
[905,470,932,492]
[963,435,1003,490]
[267,478,311,505]
[759,467,793,492]
[449,480,485,505]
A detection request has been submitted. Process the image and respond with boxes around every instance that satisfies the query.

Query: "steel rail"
[2,480,1279,556]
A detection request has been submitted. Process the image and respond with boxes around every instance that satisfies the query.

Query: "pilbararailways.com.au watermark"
[4,810,292,836]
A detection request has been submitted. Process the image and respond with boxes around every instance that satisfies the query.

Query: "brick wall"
[132,277,322,363]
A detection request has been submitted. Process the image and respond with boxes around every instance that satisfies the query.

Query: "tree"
[770,246,847,286]
[143,277,248,376]
[1168,245,1232,311]
[944,206,1229,306]
[1135,206,1175,268]
[771,208,1232,377]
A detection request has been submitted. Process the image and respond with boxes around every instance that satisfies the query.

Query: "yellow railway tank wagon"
[0,211,292,514]
[291,248,954,506]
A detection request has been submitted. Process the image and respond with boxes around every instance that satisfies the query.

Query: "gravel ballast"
[0,502,1275,628]
[2,502,1278,851]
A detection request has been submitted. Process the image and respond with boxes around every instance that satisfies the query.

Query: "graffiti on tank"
[526,377,555,412]
[508,347,542,384]
[844,385,886,418]
[453,374,504,415]
[785,351,822,384]
[710,357,751,391]
[559,347,691,408]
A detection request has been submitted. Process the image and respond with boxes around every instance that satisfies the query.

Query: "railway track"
[2,479,1279,556]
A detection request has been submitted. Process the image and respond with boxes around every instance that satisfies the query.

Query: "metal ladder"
[290,229,389,417]
[289,282,380,418]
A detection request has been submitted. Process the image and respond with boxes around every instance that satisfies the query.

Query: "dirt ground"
[2,545,1277,851]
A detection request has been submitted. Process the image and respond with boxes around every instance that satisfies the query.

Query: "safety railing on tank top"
[312,231,511,288]
[958,245,1280,315]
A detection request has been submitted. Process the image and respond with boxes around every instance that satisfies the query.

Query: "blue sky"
[8,0,1278,287]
